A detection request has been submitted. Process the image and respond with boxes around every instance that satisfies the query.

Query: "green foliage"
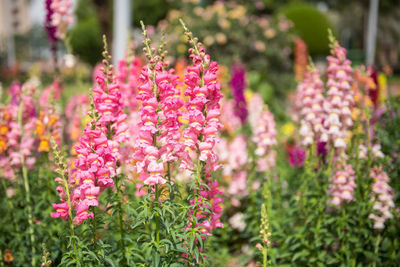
[157,1,296,98]
[133,0,172,27]
[70,0,103,66]
[283,3,336,55]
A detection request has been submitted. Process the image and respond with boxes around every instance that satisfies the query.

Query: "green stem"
[263,247,268,267]
[155,184,160,247]
[115,175,127,265]
[17,98,36,266]
[1,179,19,234]
[61,168,79,265]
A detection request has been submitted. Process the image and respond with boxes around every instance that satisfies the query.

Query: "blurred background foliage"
[2,0,400,104]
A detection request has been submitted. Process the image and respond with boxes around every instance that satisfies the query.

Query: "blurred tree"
[70,0,103,65]
[132,0,172,27]
[283,3,336,55]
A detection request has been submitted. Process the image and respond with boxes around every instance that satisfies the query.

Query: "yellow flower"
[178,115,189,125]
[0,124,8,135]
[38,138,50,152]
[244,90,254,103]
[378,73,387,104]
[0,139,7,153]
[282,122,295,137]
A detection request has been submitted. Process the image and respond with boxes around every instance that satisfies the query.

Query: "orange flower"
[3,249,14,263]
[0,139,7,154]
[0,124,8,135]
[49,114,60,127]
[38,137,50,152]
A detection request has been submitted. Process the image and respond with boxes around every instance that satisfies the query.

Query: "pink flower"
[327,164,356,207]
[252,108,277,171]
[369,165,394,230]
[50,201,69,220]
[73,203,94,225]
[295,66,325,147]
[49,0,74,40]
[321,42,354,153]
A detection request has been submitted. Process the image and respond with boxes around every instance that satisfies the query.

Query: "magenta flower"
[230,62,248,123]
[288,146,306,167]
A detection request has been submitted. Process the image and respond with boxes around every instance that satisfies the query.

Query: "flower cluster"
[219,99,242,135]
[117,51,142,111]
[49,0,74,40]
[65,94,89,146]
[328,164,356,207]
[35,83,62,153]
[230,62,248,123]
[0,82,38,181]
[52,51,127,225]
[321,39,354,152]
[256,204,271,251]
[216,134,248,206]
[178,26,224,241]
[181,56,222,173]
[35,111,61,152]
[369,166,394,229]
[253,107,277,171]
[93,64,128,160]
[294,38,308,82]
[133,64,166,186]
[297,65,325,147]
[45,0,57,44]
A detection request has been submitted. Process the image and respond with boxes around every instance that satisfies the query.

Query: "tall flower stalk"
[50,138,79,265]
[17,88,36,266]
[180,19,224,261]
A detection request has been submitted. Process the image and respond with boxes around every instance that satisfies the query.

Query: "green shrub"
[283,3,336,55]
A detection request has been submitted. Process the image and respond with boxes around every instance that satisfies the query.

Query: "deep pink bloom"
[288,145,306,167]
[50,201,69,220]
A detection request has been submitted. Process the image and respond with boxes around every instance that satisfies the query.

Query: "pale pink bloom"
[252,108,277,171]
[295,66,325,146]
[229,213,246,232]
[328,164,356,207]
[50,0,74,40]
[369,166,395,230]
[322,42,354,152]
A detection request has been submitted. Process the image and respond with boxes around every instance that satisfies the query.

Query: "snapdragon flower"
[230,62,248,123]
[321,38,354,152]
[253,107,277,171]
[369,166,395,230]
[296,65,325,147]
[327,164,356,207]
